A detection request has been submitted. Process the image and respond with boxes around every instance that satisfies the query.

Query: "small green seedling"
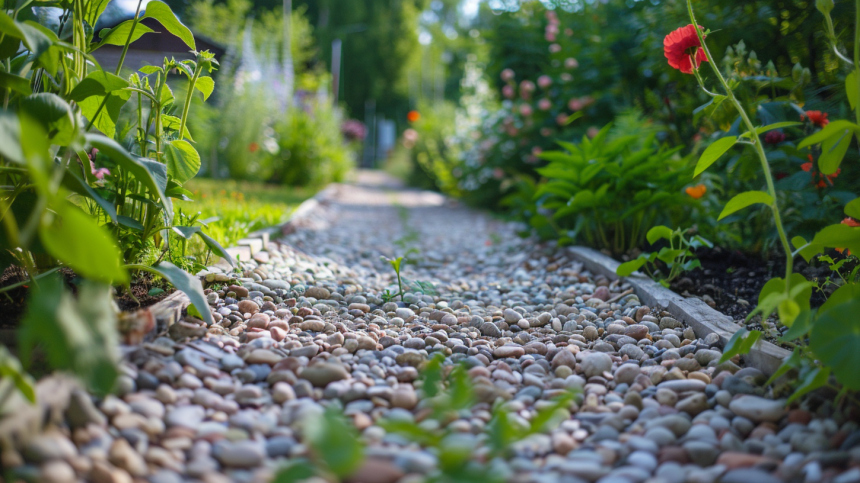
[616,226,712,287]
[381,254,436,302]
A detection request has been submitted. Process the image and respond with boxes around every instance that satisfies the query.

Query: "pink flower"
[549,43,562,53]
[519,103,533,117]
[519,80,535,94]
[531,146,543,156]
[568,98,583,111]
[89,156,110,180]
[538,98,552,111]
[92,167,110,180]
[537,75,553,89]
[556,113,569,125]
[587,126,600,138]
[493,168,505,179]
[545,33,557,42]
[502,85,515,99]
[564,58,579,69]
[540,127,553,137]
[501,68,515,81]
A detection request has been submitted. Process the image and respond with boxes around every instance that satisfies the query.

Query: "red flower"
[248,142,259,153]
[407,110,421,123]
[764,130,786,144]
[801,110,829,128]
[802,158,840,188]
[664,25,708,74]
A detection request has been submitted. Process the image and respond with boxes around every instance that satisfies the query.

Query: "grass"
[174,178,315,256]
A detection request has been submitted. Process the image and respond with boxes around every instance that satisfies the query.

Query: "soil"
[0,265,172,329]
[669,246,835,323]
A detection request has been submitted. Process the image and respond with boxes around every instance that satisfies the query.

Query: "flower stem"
[686,0,794,296]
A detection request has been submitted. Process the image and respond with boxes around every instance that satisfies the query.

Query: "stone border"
[566,246,790,375]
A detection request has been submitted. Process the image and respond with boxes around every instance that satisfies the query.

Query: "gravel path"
[5,171,858,483]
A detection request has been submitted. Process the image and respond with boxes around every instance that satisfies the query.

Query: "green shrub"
[529,114,696,255]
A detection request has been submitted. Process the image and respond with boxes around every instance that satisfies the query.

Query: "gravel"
[2,171,854,482]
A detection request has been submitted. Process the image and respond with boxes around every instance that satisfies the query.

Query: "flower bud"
[801,67,812,85]
[816,0,834,15]
[765,60,776,76]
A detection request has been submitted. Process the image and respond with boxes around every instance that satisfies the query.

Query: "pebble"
[11,176,844,483]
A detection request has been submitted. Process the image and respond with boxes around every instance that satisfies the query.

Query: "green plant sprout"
[616,226,712,287]
[381,254,436,303]
[380,353,580,482]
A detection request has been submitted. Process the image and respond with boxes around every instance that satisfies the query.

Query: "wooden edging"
[567,246,791,375]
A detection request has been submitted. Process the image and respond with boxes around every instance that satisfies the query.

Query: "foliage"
[273,405,365,482]
[0,0,222,400]
[380,353,580,482]
[528,117,696,255]
[616,226,713,287]
[682,0,860,403]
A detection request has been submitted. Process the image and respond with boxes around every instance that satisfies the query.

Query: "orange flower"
[248,142,259,153]
[685,184,707,199]
[801,110,829,128]
[664,25,709,74]
[802,158,840,188]
[407,110,421,123]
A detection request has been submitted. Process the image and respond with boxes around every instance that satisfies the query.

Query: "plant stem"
[687,0,794,297]
[116,0,145,76]
[178,63,202,142]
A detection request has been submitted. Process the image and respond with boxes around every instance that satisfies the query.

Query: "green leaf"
[797,223,860,262]
[0,71,32,95]
[764,349,802,386]
[197,231,235,267]
[92,20,155,51]
[694,136,736,177]
[304,407,364,478]
[19,93,76,145]
[753,274,811,325]
[791,235,808,251]
[780,308,815,341]
[718,191,774,221]
[272,460,317,483]
[146,261,213,326]
[656,248,685,264]
[161,115,194,141]
[562,111,583,125]
[718,329,761,364]
[39,200,128,284]
[86,134,173,224]
[787,366,830,404]
[72,72,132,137]
[19,274,119,396]
[739,122,803,139]
[0,346,36,404]
[117,215,144,231]
[646,225,673,245]
[819,128,851,175]
[616,257,647,277]
[848,69,858,111]
[143,0,195,50]
[0,111,23,164]
[60,169,117,223]
[820,283,860,314]
[194,76,214,100]
[693,95,726,123]
[797,120,860,149]
[809,299,860,390]
[163,139,200,184]
[846,198,860,219]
